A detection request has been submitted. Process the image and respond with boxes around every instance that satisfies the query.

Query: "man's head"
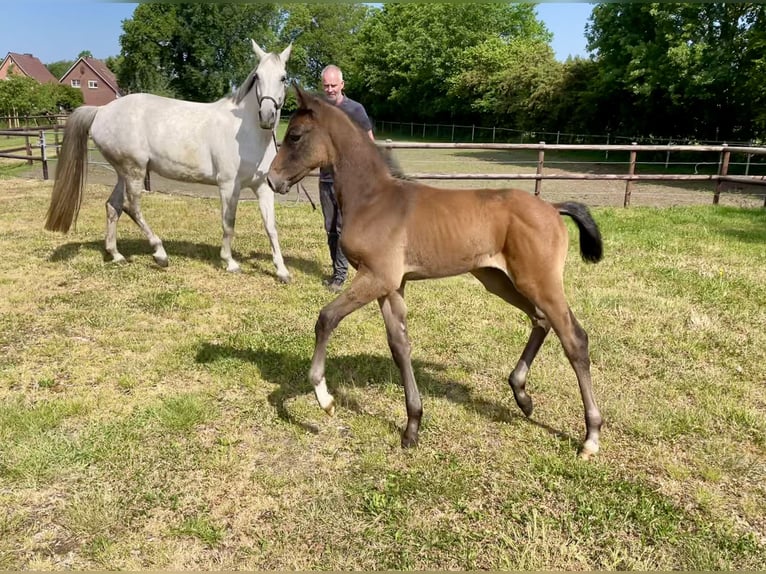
[321,65,344,105]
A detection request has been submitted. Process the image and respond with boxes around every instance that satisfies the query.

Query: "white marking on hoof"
[277,271,291,284]
[110,253,127,264]
[579,439,599,460]
[315,377,335,415]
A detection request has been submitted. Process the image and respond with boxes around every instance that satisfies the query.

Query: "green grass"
[0,178,764,569]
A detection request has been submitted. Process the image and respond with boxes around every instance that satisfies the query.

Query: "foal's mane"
[304,90,411,181]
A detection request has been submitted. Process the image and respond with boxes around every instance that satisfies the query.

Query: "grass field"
[1,177,765,569]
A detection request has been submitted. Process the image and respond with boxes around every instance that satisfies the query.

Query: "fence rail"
[3,126,766,207]
[0,125,64,180]
[381,141,766,207]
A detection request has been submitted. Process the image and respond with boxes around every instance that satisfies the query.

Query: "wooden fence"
[0,124,64,181]
[383,141,766,207]
[3,130,766,207]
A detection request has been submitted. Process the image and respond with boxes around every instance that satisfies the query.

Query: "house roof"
[2,52,58,83]
[60,57,122,95]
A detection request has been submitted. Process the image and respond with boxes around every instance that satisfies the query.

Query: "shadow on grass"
[194,342,577,449]
[47,238,324,281]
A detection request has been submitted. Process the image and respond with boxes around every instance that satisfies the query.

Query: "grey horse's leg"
[121,172,168,267]
[105,177,126,263]
[218,180,242,272]
[254,181,290,282]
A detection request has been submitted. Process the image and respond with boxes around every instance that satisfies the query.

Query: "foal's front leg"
[378,287,422,447]
[309,270,390,416]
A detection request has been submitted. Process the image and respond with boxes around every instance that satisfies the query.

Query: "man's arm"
[367,129,374,141]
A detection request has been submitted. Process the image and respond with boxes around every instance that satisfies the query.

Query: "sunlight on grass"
[0,178,764,569]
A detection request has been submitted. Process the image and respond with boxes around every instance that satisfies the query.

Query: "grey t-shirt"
[319,95,373,183]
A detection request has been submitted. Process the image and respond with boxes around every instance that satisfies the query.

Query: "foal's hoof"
[514,393,534,418]
[578,439,599,461]
[401,433,419,449]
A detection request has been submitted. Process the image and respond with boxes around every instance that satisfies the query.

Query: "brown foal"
[268,87,605,459]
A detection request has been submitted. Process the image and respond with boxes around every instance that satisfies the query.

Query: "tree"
[117,3,281,101]
[45,60,74,82]
[276,3,371,90]
[448,36,561,130]
[586,2,766,140]
[352,3,549,121]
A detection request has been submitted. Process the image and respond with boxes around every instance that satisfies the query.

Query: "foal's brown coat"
[268,88,604,458]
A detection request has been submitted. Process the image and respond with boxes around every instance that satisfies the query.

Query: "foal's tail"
[555,201,603,263]
[44,106,99,233]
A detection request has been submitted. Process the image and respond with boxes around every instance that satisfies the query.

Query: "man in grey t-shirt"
[319,64,374,293]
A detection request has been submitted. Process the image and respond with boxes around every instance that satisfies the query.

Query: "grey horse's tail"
[44,106,99,233]
[555,201,604,263]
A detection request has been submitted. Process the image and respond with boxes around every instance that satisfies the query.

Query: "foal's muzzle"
[267,171,291,195]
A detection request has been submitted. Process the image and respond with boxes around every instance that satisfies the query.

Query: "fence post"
[714,143,729,205]
[605,133,610,160]
[451,124,455,142]
[535,141,545,196]
[624,142,637,207]
[471,124,475,142]
[25,133,33,165]
[665,141,672,168]
[39,130,49,180]
[492,126,496,143]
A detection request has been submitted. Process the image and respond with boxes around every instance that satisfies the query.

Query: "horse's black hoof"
[401,433,419,448]
[514,394,534,418]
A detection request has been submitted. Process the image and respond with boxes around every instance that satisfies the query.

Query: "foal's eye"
[288,132,301,143]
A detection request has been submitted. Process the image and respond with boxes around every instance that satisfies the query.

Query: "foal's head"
[268,86,372,194]
[268,86,407,195]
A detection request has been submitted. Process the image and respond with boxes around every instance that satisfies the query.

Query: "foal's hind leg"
[471,268,550,417]
[523,281,602,459]
[254,181,290,283]
[378,286,422,447]
[121,172,168,267]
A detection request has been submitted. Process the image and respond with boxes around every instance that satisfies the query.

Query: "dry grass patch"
[0,177,764,569]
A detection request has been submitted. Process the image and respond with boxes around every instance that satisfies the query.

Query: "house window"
[70,79,80,88]
[88,80,98,89]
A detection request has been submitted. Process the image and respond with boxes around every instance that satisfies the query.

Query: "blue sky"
[0,2,593,64]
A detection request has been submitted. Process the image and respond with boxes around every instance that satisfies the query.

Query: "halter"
[254,75,285,113]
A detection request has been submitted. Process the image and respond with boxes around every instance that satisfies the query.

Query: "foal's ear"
[294,83,311,109]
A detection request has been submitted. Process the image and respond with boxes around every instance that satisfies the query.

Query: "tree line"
[5,3,765,143]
